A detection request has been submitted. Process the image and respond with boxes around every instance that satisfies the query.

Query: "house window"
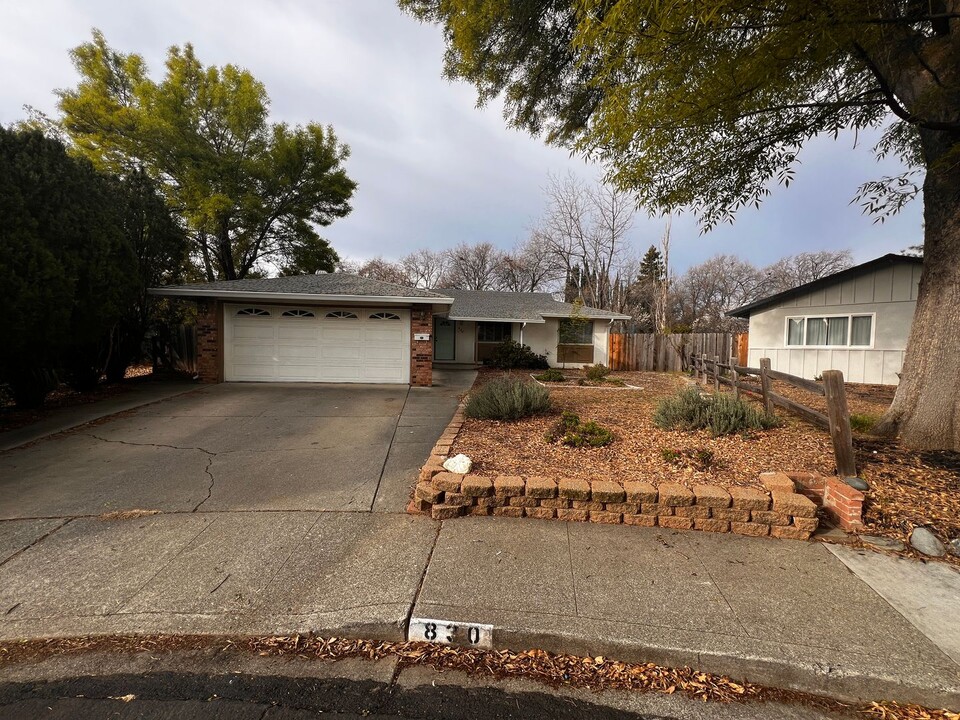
[477,322,512,343]
[325,310,358,319]
[369,312,401,320]
[785,315,873,347]
[237,308,270,317]
[281,309,315,318]
[558,319,594,345]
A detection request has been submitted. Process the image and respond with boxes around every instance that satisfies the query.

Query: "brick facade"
[195,299,223,384]
[410,304,433,387]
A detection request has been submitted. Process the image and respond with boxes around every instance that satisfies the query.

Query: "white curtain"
[851,316,872,346]
[826,317,848,346]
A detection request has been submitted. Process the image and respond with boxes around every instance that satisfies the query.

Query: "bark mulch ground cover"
[453,369,836,492]
[454,369,960,554]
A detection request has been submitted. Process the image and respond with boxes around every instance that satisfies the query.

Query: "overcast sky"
[1,0,924,274]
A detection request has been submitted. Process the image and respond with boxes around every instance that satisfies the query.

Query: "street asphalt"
[0,371,958,710]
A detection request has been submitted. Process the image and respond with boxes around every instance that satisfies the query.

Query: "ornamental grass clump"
[465,376,551,421]
[654,386,778,437]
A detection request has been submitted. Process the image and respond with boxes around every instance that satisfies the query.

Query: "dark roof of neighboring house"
[437,288,631,323]
[726,253,923,319]
[150,273,453,303]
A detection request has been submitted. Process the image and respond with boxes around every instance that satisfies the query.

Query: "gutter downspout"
[520,322,527,345]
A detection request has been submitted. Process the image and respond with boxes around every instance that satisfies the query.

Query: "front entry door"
[434,317,456,361]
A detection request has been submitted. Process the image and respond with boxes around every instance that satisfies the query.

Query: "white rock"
[443,454,473,474]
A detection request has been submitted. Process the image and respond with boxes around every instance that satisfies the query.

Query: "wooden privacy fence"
[689,352,857,479]
[608,332,744,372]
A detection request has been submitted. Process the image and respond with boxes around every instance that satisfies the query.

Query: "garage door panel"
[225,305,409,384]
[233,323,277,340]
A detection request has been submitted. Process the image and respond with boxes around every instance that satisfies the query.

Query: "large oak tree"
[56,31,356,281]
[401,0,960,451]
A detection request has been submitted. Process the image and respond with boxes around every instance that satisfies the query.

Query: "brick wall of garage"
[196,299,223,383]
[411,305,433,387]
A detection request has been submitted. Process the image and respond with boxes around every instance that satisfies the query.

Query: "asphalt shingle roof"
[152,274,451,300]
[437,289,630,322]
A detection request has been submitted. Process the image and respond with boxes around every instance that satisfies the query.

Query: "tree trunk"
[876,128,960,450]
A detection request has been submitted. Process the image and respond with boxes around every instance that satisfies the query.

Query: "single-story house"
[434,289,629,368]
[149,275,626,386]
[726,253,922,385]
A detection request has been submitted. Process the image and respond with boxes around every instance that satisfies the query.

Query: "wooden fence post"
[759,358,775,416]
[731,355,740,399]
[822,370,857,479]
[713,355,720,392]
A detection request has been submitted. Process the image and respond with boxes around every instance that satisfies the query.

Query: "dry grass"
[0,634,956,719]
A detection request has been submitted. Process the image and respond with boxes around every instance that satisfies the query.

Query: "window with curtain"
[851,316,872,346]
[786,315,873,347]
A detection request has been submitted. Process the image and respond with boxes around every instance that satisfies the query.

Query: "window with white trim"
[281,309,315,318]
[785,314,873,347]
[236,308,270,317]
[558,318,594,345]
[325,310,358,319]
[369,312,401,320]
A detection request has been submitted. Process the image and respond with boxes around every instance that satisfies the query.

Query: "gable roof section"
[149,274,454,304]
[726,253,923,319]
[438,288,631,323]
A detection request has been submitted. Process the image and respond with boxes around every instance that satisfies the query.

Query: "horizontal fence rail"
[608,332,744,372]
[689,353,856,479]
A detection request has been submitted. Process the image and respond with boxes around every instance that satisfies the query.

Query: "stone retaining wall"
[411,469,820,540]
[415,407,867,541]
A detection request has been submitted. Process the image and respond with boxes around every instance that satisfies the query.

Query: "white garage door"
[224,304,410,384]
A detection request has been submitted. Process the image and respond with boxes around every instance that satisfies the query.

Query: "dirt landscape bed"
[452,369,960,549]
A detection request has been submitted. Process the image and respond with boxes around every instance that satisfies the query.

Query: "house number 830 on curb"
[408,618,493,649]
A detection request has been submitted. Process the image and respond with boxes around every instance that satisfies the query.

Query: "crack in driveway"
[85,433,219,511]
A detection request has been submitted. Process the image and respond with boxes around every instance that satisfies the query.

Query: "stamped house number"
[408,617,493,649]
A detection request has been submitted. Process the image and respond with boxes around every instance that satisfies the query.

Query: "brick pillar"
[822,476,865,530]
[410,305,433,387]
[195,299,223,383]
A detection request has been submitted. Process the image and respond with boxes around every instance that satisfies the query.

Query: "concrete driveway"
[0,372,472,519]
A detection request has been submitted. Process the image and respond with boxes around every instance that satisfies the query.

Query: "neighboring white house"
[727,254,922,385]
[433,289,630,369]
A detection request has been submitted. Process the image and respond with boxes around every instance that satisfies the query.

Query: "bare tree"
[760,250,853,295]
[495,231,565,292]
[400,248,451,289]
[672,254,763,332]
[355,257,411,286]
[443,242,505,290]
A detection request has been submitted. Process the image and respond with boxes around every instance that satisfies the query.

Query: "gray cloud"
[0,0,923,273]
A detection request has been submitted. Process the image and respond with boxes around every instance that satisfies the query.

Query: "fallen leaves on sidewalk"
[1,634,957,719]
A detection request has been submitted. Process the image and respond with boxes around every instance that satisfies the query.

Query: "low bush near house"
[545,410,614,448]
[584,363,611,382]
[534,368,566,382]
[465,376,551,421]
[654,386,778,437]
[488,340,550,370]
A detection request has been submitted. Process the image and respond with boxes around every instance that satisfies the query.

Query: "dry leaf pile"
[0,634,956,719]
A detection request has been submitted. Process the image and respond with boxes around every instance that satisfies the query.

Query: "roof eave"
[539,312,632,321]
[147,287,454,305]
[447,315,546,324]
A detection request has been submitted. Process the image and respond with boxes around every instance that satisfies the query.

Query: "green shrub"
[584,363,611,381]
[850,413,879,433]
[654,386,778,437]
[488,340,549,370]
[546,410,614,448]
[534,368,566,382]
[465,376,551,420]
